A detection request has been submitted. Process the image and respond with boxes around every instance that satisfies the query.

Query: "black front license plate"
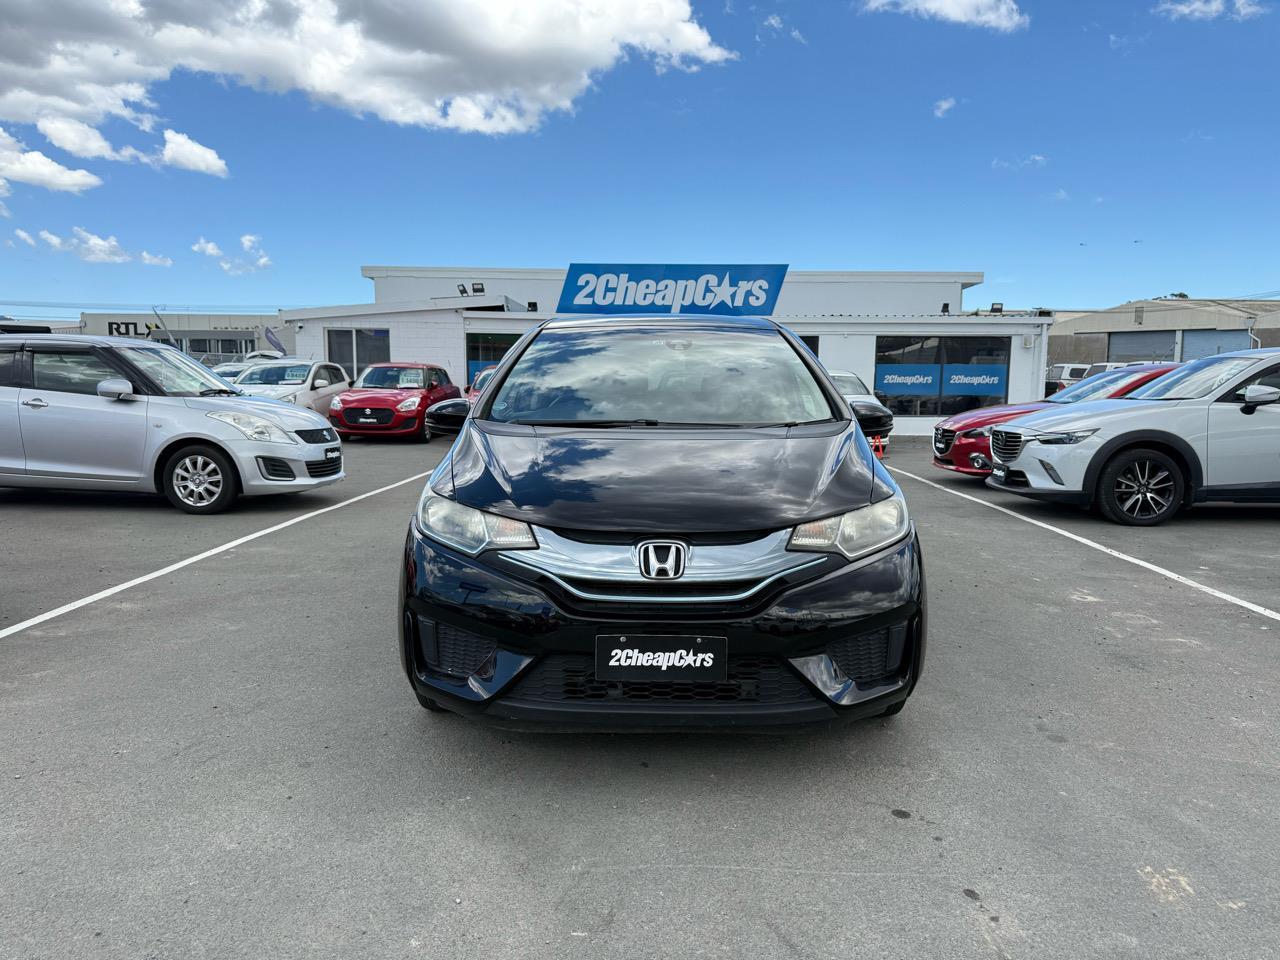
[991,464,1008,482]
[595,635,728,683]
[324,446,341,460]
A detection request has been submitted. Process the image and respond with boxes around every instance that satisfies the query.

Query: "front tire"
[415,414,433,443]
[1096,448,1184,526]
[162,445,239,514]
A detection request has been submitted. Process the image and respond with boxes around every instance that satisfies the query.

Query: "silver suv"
[0,334,345,514]
[988,348,1280,525]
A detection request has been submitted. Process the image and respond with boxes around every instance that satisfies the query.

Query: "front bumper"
[229,437,346,495]
[932,433,993,475]
[397,524,926,728]
[984,433,1099,505]
[329,407,422,437]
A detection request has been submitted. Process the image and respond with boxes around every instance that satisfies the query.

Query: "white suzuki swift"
[987,349,1280,525]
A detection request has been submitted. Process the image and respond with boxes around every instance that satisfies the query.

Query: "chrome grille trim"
[990,429,1025,463]
[933,427,956,455]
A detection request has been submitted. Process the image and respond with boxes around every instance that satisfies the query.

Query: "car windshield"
[237,362,311,385]
[1048,367,1158,404]
[356,366,425,389]
[118,346,235,397]
[831,373,870,395]
[486,325,836,427]
[1127,356,1257,400]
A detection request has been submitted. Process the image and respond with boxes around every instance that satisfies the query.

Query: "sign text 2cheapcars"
[557,263,788,316]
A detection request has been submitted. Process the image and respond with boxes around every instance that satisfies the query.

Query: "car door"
[1205,362,1280,492]
[0,343,25,476]
[302,364,344,412]
[426,367,459,404]
[19,346,150,482]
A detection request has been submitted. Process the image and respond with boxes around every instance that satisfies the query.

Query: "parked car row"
[942,349,1280,525]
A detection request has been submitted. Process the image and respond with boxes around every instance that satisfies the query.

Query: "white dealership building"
[283,265,1055,435]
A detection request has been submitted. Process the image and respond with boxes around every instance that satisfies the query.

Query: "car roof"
[542,314,778,332]
[0,332,182,348]
[366,361,433,368]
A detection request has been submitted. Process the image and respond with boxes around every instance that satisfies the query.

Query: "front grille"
[306,455,342,478]
[558,576,764,600]
[509,654,815,705]
[990,429,1025,463]
[933,427,956,455]
[295,427,337,444]
[256,456,296,481]
[342,407,394,425]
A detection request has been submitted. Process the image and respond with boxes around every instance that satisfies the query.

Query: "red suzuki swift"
[327,363,461,441]
[932,363,1178,476]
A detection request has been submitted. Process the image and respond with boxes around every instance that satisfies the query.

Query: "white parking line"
[887,465,1280,624]
[0,471,433,641]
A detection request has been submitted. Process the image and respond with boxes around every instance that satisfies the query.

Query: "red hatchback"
[932,363,1178,476]
[327,363,461,441]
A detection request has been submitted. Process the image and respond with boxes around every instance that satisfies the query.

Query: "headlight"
[788,492,910,560]
[281,393,299,404]
[963,425,992,438]
[1037,429,1098,445]
[416,490,537,555]
[207,411,296,444]
[396,395,422,412]
[329,395,344,411]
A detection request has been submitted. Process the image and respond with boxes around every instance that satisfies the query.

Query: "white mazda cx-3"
[986,349,1280,525]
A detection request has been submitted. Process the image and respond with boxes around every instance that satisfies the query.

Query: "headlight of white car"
[329,395,344,411]
[788,492,910,560]
[416,490,537,554]
[396,395,422,412]
[1037,429,1098,445]
[206,411,296,444]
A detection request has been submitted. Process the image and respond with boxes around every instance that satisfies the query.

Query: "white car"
[987,349,1280,525]
[234,359,351,412]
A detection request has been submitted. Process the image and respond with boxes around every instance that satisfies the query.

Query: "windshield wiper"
[199,387,241,396]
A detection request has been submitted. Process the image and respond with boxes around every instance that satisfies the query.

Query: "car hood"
[237,384,306,400]
[182,394,331,428]
[441,421,894,533]
[940,401,1052,431]
[996,397,1168,434]
[336,387,421,406]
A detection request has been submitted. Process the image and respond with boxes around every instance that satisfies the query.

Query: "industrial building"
[77,312,294,364]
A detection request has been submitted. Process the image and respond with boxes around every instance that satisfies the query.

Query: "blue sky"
[1,0,1276,323]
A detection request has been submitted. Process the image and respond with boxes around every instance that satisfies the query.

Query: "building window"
[874,336,1011,416]
[326,328,390,377]
[465,333,521,386]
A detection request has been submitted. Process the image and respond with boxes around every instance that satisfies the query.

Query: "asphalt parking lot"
[3,437,1278,960]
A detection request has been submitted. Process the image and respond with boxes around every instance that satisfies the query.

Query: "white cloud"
[992,153,1047,169]
[0,0,734,163]
[14,227,35,247]
[160,130,228,178]
[141,250,172,266]
[1053,188,1070,201]
[0,127,102,193]
[763,14,784,30]
[192,237,224,257]
[39,225,131,262]
[216,233,272,274]
[36,117,119,160]
[863,0,1029,31]
[0,202,9,218]
[934,96,957,118]
[791,28,808,43]
[1154,0,1267,19]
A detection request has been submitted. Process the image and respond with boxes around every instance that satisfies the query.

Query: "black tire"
[415,691,447,712]
[161,444,239,514]
[414,414,433,444]
[1096,448,1184,526]
[878,699,907,718]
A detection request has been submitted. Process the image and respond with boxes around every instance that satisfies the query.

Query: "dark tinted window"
[0,348,19,388]
[31,350,117,395]
[487,325,834,426]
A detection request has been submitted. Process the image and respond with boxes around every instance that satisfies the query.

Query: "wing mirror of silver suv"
[96,378,136,401]
[1242,383,1280,412]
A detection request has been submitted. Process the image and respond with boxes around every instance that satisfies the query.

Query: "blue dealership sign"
[876,365,941,396]
[557,263,788,316]
[942,364,1007,397]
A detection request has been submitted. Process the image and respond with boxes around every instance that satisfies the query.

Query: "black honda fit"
[398,315,925,727]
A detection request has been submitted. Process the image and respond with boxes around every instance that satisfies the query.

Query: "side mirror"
[313,379,330,389]
[1242,383,1280,410]
[424,398,471,433]
[347,379,355,387]
[97,378,135,401]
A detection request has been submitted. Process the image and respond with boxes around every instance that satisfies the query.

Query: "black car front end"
[396,316,926,729]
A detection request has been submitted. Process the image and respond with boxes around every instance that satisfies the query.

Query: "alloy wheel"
[172,455,225,507]
[1113,459,1174,520]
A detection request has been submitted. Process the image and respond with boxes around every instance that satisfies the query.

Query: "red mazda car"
[465,365,497,404]
[327,362,461,441]
[932,363,1178,476]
